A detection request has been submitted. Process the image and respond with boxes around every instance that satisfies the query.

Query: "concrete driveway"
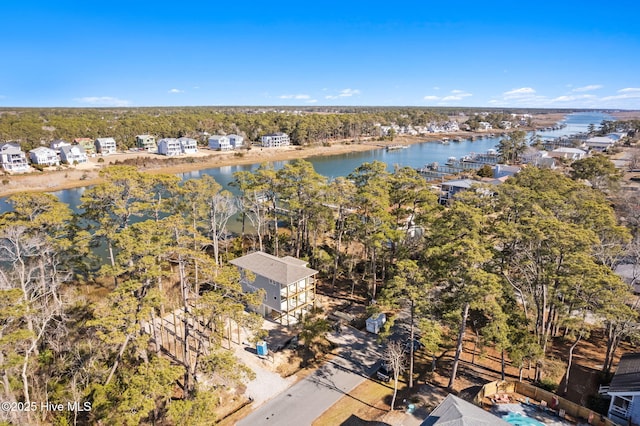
[237,325,383,425]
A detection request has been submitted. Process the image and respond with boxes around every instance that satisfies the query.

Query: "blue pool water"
[502,412,545,426]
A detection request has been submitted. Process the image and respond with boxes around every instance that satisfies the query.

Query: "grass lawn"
[312,377,405,425]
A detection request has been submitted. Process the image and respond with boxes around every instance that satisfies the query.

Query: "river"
[0,111,612,214]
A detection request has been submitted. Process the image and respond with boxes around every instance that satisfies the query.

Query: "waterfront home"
[227,134,244,148]
[230,251,318,326]
[585,136,616,152]
[59,144,88,164]
[549,147,587,161]
[0,142,30,172]
[50,139,71,151]
[208,135,232,150]
[29,147,60,166]
[493,164,521,179]
[178,137,198,154]
[135,135,157,152]
[261,132,290,148]
[607,352,640,425]
[73,138,96,155]
[478,121,492,130]
[95,137,117,155]
[157,138,182,156]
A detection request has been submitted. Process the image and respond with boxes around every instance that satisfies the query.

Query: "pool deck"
[492,402,589,426]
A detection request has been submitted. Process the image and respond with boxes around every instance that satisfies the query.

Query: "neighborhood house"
[29,147,60,166]
[136,135,157,152]
[73,138,96,155]
[607,352,640,425]
[230,251,318,326]
[59,144,88,164]
[0,142,29,172]
[209,134,244,150]
[95,137,117,155]
[157,138,182,156]
[261,132,290,148]
[178,137,198,154]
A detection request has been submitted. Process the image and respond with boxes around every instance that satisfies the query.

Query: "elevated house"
[229,251,318,326]
[208,135,232,150]
[586,136,616,152]
[73,138,96,155]
[227,134,244,149]
[135,135,157,152]
[178,137,198,154]
[157,138,182,156]
[607,352,640,425]
[261,132,290,148]
[549,147,587,161]
[29,147,60,166]
[59,144,88,164]
[0,142,29,172]
[95,137,117,155]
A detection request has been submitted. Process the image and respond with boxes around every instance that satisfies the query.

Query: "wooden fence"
[473,380,616,426]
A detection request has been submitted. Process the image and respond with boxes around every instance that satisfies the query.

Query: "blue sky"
[1,1,639,109]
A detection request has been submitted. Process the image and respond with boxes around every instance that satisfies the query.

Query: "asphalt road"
[237,325,383,426]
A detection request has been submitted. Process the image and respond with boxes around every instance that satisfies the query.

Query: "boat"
[445,156,457,166]
[386,144,409,151]
[441,138,450,145]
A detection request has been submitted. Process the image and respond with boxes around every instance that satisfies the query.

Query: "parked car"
[376,362,391,382]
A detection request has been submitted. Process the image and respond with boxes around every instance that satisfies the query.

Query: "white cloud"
[619,88,640,93]
[326,88,361,99]
[423,90,472,103]
[504,87,536,97]
[279,94,311,100]
[550,94,596,102]
[74,96,131,107]
[305,99,318,103]
[168,88,184,94]
[572,85,602,92]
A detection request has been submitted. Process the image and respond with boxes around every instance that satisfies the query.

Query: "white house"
[478,121,493,130]
[261,132,290,147]
[548,147,587,161]
[208,135,232,150]
[607,353,640,425]
[157,138,182,156]
[178,137,198,154]
[227,134,244,148]
[50,139,71,151]
[95,137,117,155]
[0,142,29,172]
[59,145,88,164]
[585,136,616,152]
[29,147,60,166]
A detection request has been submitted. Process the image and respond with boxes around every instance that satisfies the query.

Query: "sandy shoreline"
[0,112,578,198]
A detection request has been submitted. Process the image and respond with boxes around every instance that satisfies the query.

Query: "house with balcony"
[209,135,231,150]
[178,137,198,154]
[29,147,60,166]
[607,352,640,425]
[230,251,318,326]
[261,132,290,148]
[95,137,117,155]
[50,139,71,151]
[157,138,182,156]
[0,142,30,172]
[59,144,88,164]
[136,135,157,152]
[227,134,244,149]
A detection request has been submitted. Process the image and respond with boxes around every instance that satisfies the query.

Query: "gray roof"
[421,394,510,426]
[229,251,317,285]
[610,352,640,393]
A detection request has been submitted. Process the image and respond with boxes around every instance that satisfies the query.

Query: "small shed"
[366,313,386,334]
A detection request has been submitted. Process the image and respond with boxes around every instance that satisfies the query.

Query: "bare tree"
[383,341,406,411]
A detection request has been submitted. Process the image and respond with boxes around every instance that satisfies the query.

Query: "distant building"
[0,142,29,172]
[29,147,60,166]
[227,134,244,148]
[59,145,88,164]
[136,135,157,152]
[73,138,96,155]
[50,139,71,151]
[548,147,587,161]
[261,132,290,147]
[178,137,198,154]
[585,136,616,152]
[230,251,318,326]
[95,137,117,155]
[157,138,182,156]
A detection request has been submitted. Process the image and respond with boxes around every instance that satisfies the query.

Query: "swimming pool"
[502,411,545,426]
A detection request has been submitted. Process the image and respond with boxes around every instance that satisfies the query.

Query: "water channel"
[0,111,613,215]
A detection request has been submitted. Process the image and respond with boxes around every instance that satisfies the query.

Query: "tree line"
[0,154,637,423]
